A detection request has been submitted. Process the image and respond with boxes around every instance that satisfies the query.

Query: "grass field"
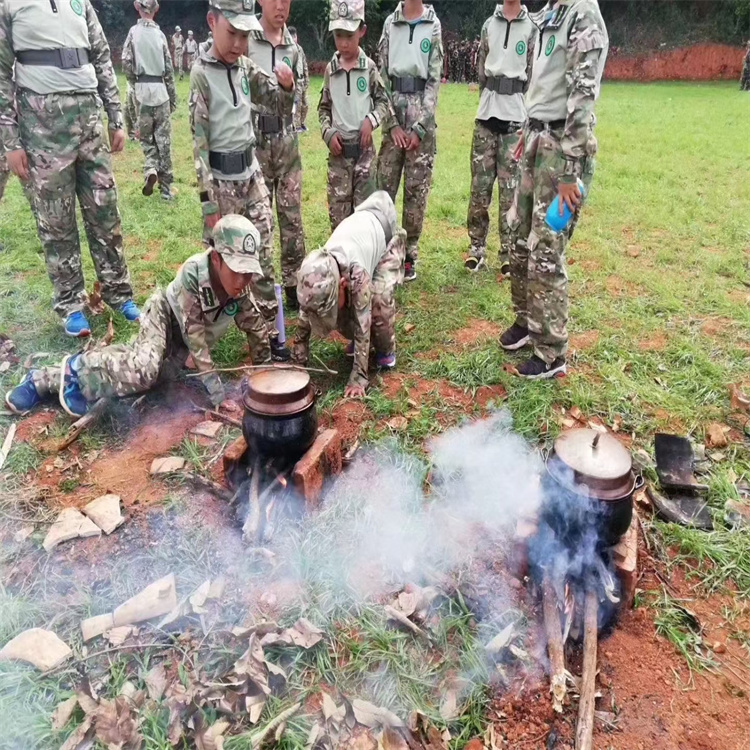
[0,79,749,749]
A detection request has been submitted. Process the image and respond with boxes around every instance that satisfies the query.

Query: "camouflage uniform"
[376,2,443,262]
[185,35,198,69]
[124,81,140,140]
[189,40,294,333]
[294,41,309,130]
[172,30,185,79]
[122,16,177,192]
[31,216,269,407]
[293,192,405,390]
[199,33,213,57]
[467,6,535,265]
[741,42,750,91]
[507,0,608,363]
[247,20,307,290]
[0,0,133,319]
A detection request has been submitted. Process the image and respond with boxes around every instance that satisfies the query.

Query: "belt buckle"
[402,78,416,94]
[59,48,80,69]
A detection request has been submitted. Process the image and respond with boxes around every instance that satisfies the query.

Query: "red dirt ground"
[449,319,502,349]
[605,44,744,81]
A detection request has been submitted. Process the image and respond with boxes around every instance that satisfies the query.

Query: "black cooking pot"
[241,367,318,460]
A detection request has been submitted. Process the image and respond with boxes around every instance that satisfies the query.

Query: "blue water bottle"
[545,179,586,233]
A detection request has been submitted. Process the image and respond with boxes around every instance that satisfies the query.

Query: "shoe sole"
[403,273,417,283]
[517,362,567,380]
[377,361,396,370]
[58,354,85,418]
[142,173,157,196]
[500,335,530,352]
[64,326,90,338]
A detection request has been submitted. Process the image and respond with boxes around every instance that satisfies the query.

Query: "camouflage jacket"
[122,19,176,109]
[297,43,309,87]
[172,33,184,52]
[378,2,444,139]
[0,0,123,152]
[166,250,262,405]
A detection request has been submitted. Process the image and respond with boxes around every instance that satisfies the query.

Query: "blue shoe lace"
[64,311,91,338]
[5,371,42,414]
[117,300,141,322]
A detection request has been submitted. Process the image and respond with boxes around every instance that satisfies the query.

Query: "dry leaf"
[59,716,93,750]
[351,699,404,728]
[51,696,79,730]
[322,692,346,724]
[195,719,230,750]
[95,696,142,749]
[438,689,458,721]
[729,384,750,413]
[386,416,408,432]
[144,664,168,702]
[404,324,415,334]
[378,727,408,750]
[705,423,729,449]
[287,618,324,648]
[485,622,516,655]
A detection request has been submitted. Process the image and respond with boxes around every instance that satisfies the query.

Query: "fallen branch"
[180,471,234,502]
[189,404,242,429]
[542,571,567,713]
[575,588,599,750]
[0,423,17,470]
[55,399,109,452]
[250,702,301,749]
[185,363,336,378]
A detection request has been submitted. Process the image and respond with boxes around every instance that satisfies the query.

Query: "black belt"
[485,76,525,95]
[528,118,566,131]
[477,118,523,136]
[256,114,295,134]
[136,74,164,83]
[391,76,426,94]
[209,147,254,175]
[17,48,90,70]
[342,142,361,160]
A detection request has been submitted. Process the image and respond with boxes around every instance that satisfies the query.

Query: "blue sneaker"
[64,311,91,338]
[59,354,89,418]
[5,371,42,414]
[376,352,396,369]
[116,300,141,322]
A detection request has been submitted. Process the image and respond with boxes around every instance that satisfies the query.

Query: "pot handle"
[633,474,645,491]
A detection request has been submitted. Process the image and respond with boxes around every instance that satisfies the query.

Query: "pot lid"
[553,428,632,481]
[242,366,314,416]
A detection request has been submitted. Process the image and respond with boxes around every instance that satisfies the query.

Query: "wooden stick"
[184,363,336,378]
[542,571,567,713]
[180,471,234,502]
[55,399,108,452]
[575,588,599,750]
[0,423,16,470]
[190,404,242,429]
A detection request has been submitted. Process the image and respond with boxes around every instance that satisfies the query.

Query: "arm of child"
[188,68,220,227]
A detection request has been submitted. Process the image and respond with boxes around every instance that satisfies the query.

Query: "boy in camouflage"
[172,26,185,80]
[0,0,139,338]
[293,191,405,399]
[124,82,140,141]
[502,0,608,379]
[466,0,535,275]
[376,0,444,282]
[318,0,389,232]
[189,0,294,361]
[185,31,199,69]
[5,215,271,418]
[122,0,177,201]
[288,27,308,132]
[741,41,750,91]
[247,0,307,310]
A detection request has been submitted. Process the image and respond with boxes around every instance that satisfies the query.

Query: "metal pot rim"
[545,455,638,502]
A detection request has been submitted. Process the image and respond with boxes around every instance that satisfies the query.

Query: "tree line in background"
[93,0,750,59]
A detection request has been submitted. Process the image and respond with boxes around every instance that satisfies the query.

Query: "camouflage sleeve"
[561,7,607,180]
[413,19,443,140]
[378,16,398,133]
[291,312,312,366]
[366,59,389,131]
[477,20,489,90]
[188,66,218,217]
[318,64,335,145]
[84,0,122,128]
[0,1,20,153]
[293,46,305,109]
[246,55,294,118]
[524,25,536,91]
[348,265,373,390]
[121,28,136,86]
[234,294,271,364]
[163,33,177,109]
[302,47,309,83]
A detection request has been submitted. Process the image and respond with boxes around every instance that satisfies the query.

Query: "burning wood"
[542,571,567,713]
[575,588,599,750]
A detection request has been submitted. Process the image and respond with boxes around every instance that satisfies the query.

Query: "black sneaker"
[517,354,566,380]
[403,259,417,283]
[499,262,511,278]
[464,256,486,272]
[270,335,291,362]
[499,323,530,351]
[142,172,157,196]
[285,286,299,312]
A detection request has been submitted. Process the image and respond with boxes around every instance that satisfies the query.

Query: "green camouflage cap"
[329,0,364,32]
[297,249,340,336]
[137,0,159,12]
[213,215,264,276]
[210,0,257,31]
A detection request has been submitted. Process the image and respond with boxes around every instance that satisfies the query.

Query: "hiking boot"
[499,323,530,351]
[160,186,174,202]
[345,341,355,358]
[142,172,157,196]
[64,311,91,338]
[5,371,43,414]
[376,352,396,369]
[464,256,486,272]
[285,286,299,312]
[270,335,291,362]
[116,299,141,322]
[59,354,89,417]
[403,258,417,283]
[516,354,567,380]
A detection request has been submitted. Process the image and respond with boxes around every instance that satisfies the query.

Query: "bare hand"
[109,128,125,153]
[512,134,524,162]
[204,211,221,230]
[391,126,409,150]
[7,149,29,181]
[330,133,343,156]
[359,118,373,149]
[274,62,294,91]
[557,182,582,214]
[344,384,366,399]
[406,131,421,151]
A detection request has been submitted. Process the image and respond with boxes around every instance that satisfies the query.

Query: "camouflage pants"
[376,127,436,260]
[139,101,173,189]
[174,50,184,78]
[187,53,197,70]
[326,143,376,231]
[255,131,306,288]
[210,172,278,334]
[467,120,522,264]
[124,83,140,139]
[17,90,132,319]
[32,289,178,402]
[741,56,750,90]
[507,124,596,363]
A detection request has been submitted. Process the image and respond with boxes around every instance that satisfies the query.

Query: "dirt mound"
[606,44,744,81]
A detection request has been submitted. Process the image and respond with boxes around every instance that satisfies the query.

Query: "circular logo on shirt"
[516,41,526,55]
[243,233,257,255]
[545,35,556,56]
[241,75,250,95]
[283,56,292,68]
[338,1,349,17]
[356,76,367,92]
[420,38,431,54]
[70,0,83,15]
[225,300,239,317]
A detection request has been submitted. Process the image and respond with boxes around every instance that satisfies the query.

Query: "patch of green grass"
[2,442,43,476]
